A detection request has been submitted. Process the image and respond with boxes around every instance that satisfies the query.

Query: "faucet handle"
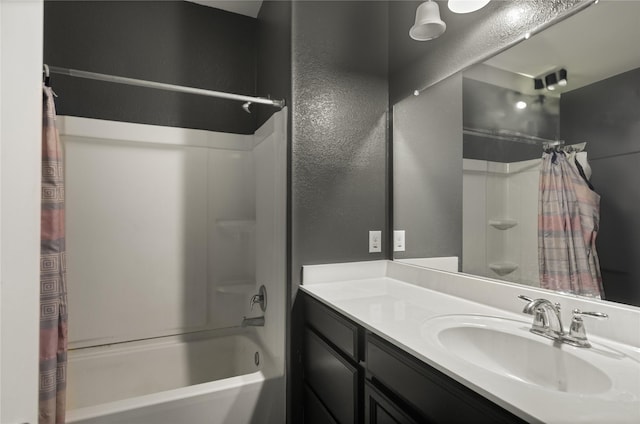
[563,309,608,348]
[573,309,608,319]
[518,294,534,303]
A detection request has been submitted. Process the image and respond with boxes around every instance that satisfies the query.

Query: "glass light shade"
[448,0,491,14]
[410,1,446,41]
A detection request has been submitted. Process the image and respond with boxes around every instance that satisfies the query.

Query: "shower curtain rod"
[45,65,285,109]
[463,127,564,146]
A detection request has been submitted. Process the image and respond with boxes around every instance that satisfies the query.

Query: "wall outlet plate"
[394,230,405,252]
[369,230,382,253]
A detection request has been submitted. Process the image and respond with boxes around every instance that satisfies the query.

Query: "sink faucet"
[242,316,265,327]
[518,295,564,340]
[518,296,608,348]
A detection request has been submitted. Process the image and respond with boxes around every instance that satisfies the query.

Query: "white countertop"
[301,260,640,424]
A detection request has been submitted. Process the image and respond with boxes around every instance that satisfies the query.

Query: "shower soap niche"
[489,262,518,276]
[488,219,518,230]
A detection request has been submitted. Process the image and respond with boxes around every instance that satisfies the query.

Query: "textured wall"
[560,67,640,306]
[257,0,292,129]
[291,1,389,287]
[393,73,463,261]
[389,0,588,104]
[44,1,258,134]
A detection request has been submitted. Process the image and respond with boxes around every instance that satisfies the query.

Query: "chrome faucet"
[518,295,608,348]
[518,295,564,340]
[241,316,265,327]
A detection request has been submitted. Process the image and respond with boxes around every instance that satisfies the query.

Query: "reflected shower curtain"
[538,150,604,298]
[40,84,68,424]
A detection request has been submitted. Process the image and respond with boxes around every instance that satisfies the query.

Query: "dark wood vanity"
[301,292,526,424]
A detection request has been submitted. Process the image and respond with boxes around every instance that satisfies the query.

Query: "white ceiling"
[186,1,263,18]
[485,0,640,94]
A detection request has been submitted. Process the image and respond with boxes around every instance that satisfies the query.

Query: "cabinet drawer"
[365,380,421,424]
[304,328,359,424]
[366,334,524,424]
[305,294,360,361]
[304,384,339,424]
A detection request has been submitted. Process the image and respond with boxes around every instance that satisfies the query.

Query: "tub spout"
[242,316,265,327]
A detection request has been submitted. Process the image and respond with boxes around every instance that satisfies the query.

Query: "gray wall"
[389,0,585,104]
[463,78,559,163]
[257,0,292,130]
[291,1,389,287]
[393,73,462,261]
[44,1,259,134]
[560,67,640,306]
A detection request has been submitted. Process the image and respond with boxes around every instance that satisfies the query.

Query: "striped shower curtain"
[538,150,604,299]
[40,84,68,424]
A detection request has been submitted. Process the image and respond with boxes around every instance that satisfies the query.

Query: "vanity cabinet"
[301,292,527,424]
[303,294,363,424]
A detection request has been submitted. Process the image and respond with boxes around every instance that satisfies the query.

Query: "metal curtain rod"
[46,65,285,109]
[463,127,564,146]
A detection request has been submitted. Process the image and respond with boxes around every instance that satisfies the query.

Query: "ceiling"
[485,0,640,94]
[186,1,263,18]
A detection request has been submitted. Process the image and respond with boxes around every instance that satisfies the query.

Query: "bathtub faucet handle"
[250,294,263,310]
[250,285,267,312]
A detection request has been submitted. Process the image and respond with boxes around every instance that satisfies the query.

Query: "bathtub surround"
[463,158,540,286]
[59,109,286,423]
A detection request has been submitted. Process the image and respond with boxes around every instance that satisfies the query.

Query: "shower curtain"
[40,84,68,424]
[538,150,604,298]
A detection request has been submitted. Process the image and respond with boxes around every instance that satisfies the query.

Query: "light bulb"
[448,0,491,14]
[515,101,527,110]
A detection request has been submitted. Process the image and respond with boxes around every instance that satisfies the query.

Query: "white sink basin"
[422,315,616,394]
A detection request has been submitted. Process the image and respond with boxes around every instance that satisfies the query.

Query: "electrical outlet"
[393,230,405,252]
[369,230,382,253]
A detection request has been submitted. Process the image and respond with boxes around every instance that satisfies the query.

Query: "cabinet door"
[304,384,339,424]
[304,328,359,424]
[365,381,421,424]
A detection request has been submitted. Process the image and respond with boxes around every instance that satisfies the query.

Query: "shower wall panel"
[62,117,258,348]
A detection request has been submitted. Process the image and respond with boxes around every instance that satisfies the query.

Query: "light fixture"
[515,101,527,110]
[557,68,568,86]
[414,90,420,96]
[534,78,544,90]
[545,72,558,91]
[410,1,446,41]
[535,69,568,92]
[448,0,491,14]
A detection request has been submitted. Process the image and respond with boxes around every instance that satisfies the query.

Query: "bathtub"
[66,329,283,424]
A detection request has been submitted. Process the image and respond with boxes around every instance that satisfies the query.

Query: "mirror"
[393,0,640,307]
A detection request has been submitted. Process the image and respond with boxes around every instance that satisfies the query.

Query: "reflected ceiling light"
[414,90,420,96]
[545,72,558,90]
[535,68,568,91]
[448,0,491,14]
[557,68,568,86]
[515,101,527,110]
[410,0,446,41]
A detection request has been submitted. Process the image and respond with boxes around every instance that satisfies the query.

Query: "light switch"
[369,230,382,253]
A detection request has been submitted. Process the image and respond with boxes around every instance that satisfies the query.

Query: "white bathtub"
[66,329,283,424]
